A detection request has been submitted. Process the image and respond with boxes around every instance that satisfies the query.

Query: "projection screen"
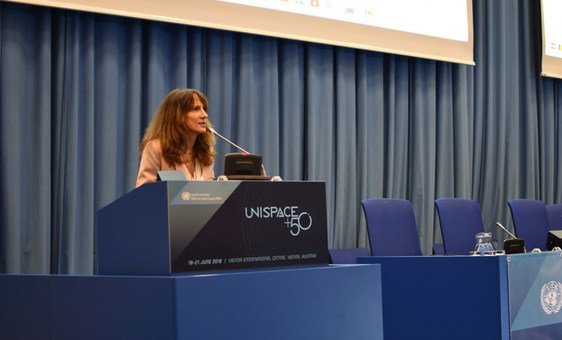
[541,0,562,79]
[5,0,474,65]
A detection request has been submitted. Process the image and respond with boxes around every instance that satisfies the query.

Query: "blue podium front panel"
[49,276,177,339]
[175,265,383,339]
[97,181,331,275]
[507,252,562,339]
[1,264,383,340]
[358,255,510,340]
[0,275,50,339]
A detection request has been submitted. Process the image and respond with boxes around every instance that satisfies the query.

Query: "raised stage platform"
[1,264,383,339]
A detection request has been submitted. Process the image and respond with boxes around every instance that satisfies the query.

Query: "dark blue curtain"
[1,0,561,274]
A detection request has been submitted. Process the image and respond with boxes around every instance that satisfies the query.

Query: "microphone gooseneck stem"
[207,127,250,155]
[495,221,518,239]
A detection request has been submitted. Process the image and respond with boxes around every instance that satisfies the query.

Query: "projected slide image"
[543,0,562,59]
[218,0,469,42]
[8,0,473,65]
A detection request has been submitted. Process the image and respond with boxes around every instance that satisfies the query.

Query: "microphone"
[496,221,526,254]
[207,126,269,177]
[495,221,517,239]
[206,127,250,155]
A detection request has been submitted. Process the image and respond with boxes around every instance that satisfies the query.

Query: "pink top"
[135,139,215,187]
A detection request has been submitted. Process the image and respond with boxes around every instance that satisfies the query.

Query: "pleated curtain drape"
[0,0,561,274]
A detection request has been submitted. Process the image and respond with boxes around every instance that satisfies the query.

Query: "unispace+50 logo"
[244,206,312,236]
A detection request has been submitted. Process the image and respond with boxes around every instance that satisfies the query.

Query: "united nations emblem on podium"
[541,281,562,315]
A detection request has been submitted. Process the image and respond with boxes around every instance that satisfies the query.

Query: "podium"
[97,181,331,275]
[1,180,385,339]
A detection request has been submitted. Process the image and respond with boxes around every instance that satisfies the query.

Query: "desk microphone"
[206,126,268,176]
[495,221,517,239]
[495,221,526,254]
[206,127,250,155]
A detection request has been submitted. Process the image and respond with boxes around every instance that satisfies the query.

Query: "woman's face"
[184,94,208,135]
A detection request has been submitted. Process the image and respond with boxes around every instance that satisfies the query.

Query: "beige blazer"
[136,139,215,187]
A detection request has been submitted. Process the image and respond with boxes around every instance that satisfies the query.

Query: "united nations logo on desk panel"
[540,281,562,315]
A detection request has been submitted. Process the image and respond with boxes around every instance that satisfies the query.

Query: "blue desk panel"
[358,255,510,340]
[1,264,383,340]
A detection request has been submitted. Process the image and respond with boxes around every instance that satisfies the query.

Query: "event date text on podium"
[97,180,330,275]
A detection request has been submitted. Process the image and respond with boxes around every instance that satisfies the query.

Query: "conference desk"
[358,252,562,340]
[0,264,383,339]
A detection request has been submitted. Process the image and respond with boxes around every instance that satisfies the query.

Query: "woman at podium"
[136,88,216,187]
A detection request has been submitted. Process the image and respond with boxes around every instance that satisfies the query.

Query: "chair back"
[507,199,549,251]
[434,198,485,255]
[546,204,562,230]
[361,198,422,256]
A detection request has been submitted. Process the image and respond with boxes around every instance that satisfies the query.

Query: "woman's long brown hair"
[139,88,215,166]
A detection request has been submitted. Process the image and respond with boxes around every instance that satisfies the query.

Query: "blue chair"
[434,198,485,255]
[546,204,562,230]
[360,198,422,256]
[507,199,550,251]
